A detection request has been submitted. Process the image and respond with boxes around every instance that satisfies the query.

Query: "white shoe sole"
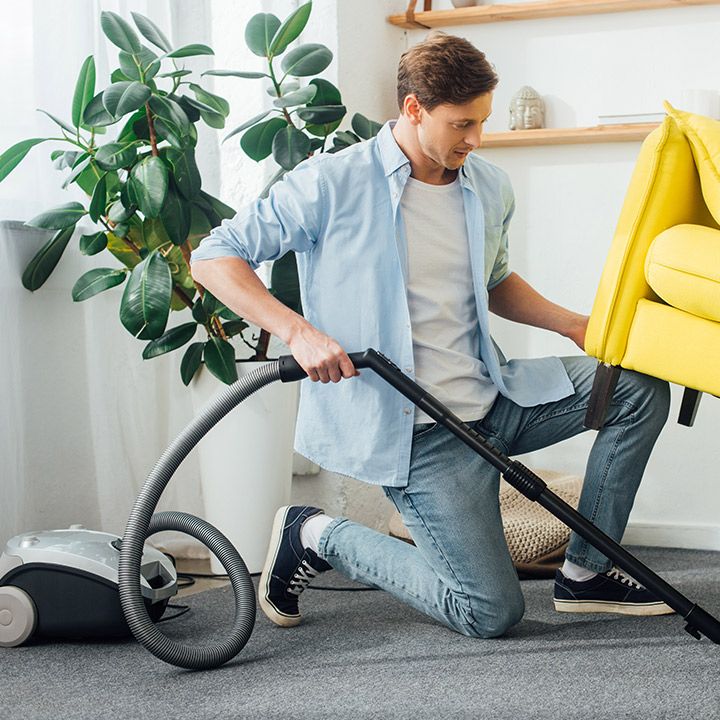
[259,506,302,628]
[554,599,675,616]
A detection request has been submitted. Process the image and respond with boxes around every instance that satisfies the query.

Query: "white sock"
[561,559,598,583]
[300,513,333,553]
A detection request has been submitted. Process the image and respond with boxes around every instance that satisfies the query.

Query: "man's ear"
[403,94,423,126]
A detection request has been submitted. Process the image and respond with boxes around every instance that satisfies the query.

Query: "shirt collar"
[377,120,411,177]
[377,119,474,188]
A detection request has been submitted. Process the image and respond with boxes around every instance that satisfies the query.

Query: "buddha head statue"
[509,86,545,130]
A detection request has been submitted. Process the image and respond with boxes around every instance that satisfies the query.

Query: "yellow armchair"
[584,111,720,429]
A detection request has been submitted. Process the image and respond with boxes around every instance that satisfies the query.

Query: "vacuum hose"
[118,360,282,670]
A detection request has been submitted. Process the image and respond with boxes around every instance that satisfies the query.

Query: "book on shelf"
[597,112,666,126]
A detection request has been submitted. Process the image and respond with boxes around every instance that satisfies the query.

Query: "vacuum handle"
[279,348,386,382]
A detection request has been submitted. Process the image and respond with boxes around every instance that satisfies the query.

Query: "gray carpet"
[3,546,719,720]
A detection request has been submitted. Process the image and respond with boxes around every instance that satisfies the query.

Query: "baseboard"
[622,522,720,552]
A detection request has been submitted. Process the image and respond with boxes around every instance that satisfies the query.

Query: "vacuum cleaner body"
[0,527,177,647]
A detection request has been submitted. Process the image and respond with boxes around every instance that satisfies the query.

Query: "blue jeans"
[317,356,670,638]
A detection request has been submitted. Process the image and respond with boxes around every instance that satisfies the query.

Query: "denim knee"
[458,591,525,639]
[626,372,671,425]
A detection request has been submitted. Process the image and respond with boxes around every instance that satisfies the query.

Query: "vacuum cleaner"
[0,526,177,647]
[2,349,718,668]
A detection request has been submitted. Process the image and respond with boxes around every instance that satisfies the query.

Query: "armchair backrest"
[585,117,717,364]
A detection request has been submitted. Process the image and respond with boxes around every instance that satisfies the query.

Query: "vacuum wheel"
[0,586,37,647]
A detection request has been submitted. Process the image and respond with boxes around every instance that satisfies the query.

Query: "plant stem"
[268,60,295,128]
[144,102,159,157]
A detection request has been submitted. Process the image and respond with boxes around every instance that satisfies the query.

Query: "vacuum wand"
[278,348,720,645]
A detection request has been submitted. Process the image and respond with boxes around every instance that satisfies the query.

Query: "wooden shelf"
[479,123,660,147]
[388,0,720,28]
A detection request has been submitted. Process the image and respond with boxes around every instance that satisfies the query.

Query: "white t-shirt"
[400,174,499,424]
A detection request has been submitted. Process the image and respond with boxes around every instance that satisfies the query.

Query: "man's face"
[413,93,493,170]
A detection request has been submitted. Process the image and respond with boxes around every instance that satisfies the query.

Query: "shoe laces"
[606,567,644,590]
[288,559,320,596]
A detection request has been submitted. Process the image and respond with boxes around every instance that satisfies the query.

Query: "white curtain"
[0,0,277,555]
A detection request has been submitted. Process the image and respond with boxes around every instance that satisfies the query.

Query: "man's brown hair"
[396,31,498,112]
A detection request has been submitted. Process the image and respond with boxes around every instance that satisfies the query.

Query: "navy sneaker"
[554,567,675,616]
[259,505,332,627]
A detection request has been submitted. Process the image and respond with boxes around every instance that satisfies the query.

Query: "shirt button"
[403,408,411,415]
[405,367,413,373]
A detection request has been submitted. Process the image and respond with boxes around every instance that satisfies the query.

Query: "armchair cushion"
[663,101,720,225]
[645,223,720,323]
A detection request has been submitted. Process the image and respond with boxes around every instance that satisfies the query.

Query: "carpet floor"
[3,546,719,719]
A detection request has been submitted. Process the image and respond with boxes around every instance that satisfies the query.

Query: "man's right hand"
[287,322,360,383]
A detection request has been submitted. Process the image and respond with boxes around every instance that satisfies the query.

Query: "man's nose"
[464,128,482,149]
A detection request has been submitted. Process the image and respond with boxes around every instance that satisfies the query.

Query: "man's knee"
[621,371,671,424]
[458,591,525,639]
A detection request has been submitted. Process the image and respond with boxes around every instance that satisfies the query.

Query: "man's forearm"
[488,272,587,339]
[190,256,309,345]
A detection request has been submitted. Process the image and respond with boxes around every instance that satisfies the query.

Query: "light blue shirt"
[190,120,574,487]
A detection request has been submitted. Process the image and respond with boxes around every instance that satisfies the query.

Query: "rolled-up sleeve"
[487,171,514,290]
[190,158,325,269]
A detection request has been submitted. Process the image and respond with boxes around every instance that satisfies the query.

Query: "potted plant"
[0,1,380,571]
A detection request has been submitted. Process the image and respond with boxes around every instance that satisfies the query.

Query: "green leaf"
[297,105,346,124]
[148,94,190,135]
[308,78,341,106]
[270,250,302,315]
[102,81,151,117]
[266,80,299,97]
[188,83,230,117]
[129,156,168,218]
[351,113,382,140]
[180,342,204,385]
[165,147,201,200]
[119,47,160,82]
[269,1,312,56]
[37,109,75,135]
[0,139,48,183]
[273,85,317,109]
[60,153,90,190]
[26,201,86,230]
[88,174,107,222]
[72,56,96,128]
[108,199,136,224]
[223,111,270,144]
[192,298,208,324]
[245,13,281,57]
[95,142,137,171]
[154,119,184,150]
[204,337,238,384]
[119,249,172,340]
[202,69,268,79]
[142,322,198,359]
[272,126,310,171]
[157,69,193,79]
[199,190,235,221]
[72,268,127,301]
[131,11,173,53]
[101,11,143,53]
[166,44,214,58]
[21,225,75,290]
[111,68,132,83]
[160,179,191,245]
[201,289,221,315]
[281,43,332,77]
[83,92,118,127]
[182,96,226,129]
[222,319,249,337]
[240,117,287,162]
[79,231,107,255]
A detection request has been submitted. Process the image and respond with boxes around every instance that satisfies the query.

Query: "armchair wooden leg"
[678,388,702,427]
[584,362,621,430]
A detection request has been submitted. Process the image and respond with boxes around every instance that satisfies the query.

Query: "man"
[190,32,672,638]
